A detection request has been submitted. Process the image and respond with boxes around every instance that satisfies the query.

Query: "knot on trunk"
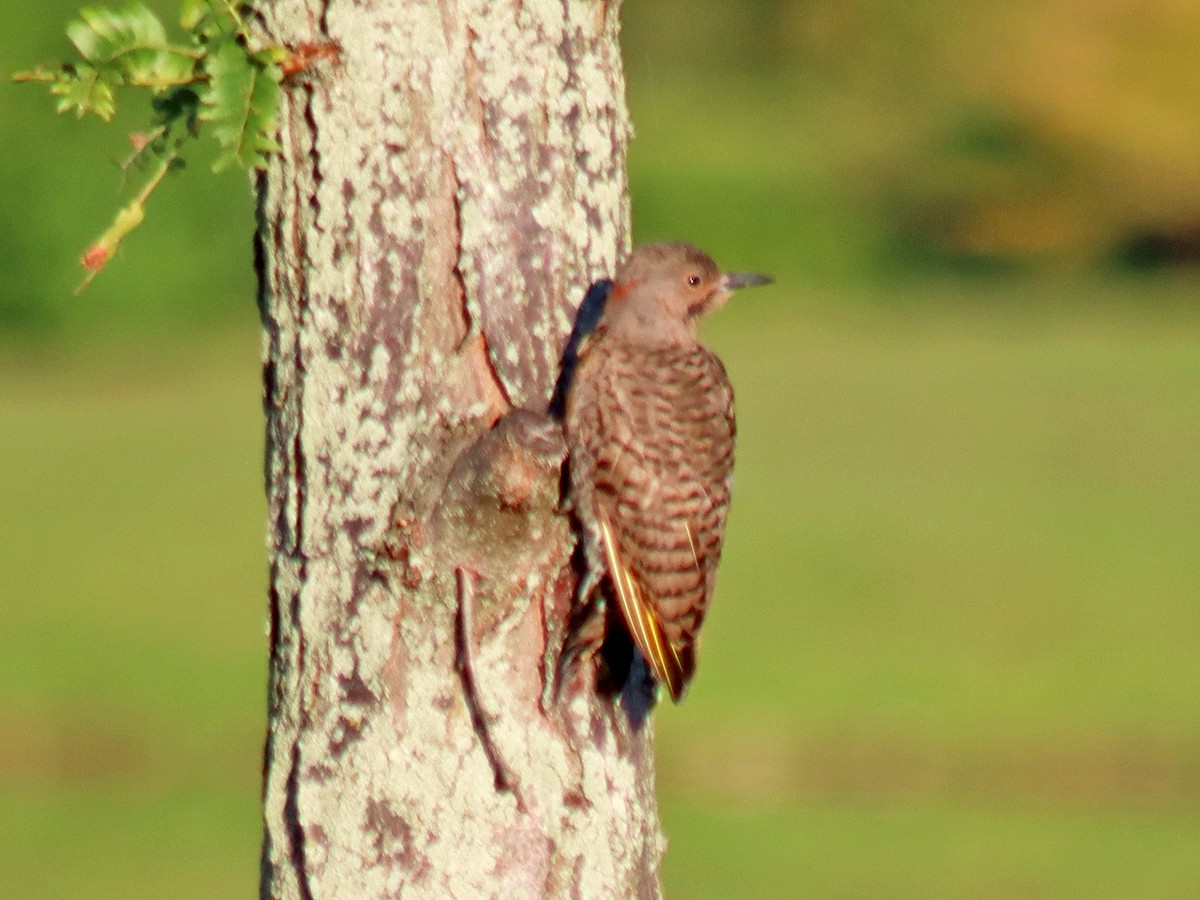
[429,408,571,578]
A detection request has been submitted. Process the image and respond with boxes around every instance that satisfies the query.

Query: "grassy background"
[3,1,1199,896]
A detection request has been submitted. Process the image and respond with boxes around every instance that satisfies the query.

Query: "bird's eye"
[687,274,701,287]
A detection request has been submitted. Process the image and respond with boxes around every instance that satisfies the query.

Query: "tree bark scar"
[474,329,515,412]
[283,742,316,900]
[448,157,473,352]
[449,156,513,413]
[454,567,523,807]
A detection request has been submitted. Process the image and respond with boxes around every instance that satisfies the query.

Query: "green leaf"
[68,3,166,64]
[199,41,282,171]
[179,0,209,30]
[51,63,118,120]
[179,0,224,39]
[67,2,197,88]
[181,0,247,42]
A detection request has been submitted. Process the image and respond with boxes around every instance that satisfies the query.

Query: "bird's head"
[606,242,771,342]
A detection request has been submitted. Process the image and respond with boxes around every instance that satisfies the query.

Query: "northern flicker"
[562,242,771,702]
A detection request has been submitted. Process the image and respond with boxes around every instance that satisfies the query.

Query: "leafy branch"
[13,0,310,290]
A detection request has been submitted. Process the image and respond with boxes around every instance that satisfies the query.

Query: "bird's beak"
[721,271,774,291]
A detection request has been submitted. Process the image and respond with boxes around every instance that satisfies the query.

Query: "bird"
[561,242,771,702]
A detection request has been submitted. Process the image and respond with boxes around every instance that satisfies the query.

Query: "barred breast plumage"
[561,242,770,702]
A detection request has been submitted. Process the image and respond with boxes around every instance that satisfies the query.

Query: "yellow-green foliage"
[12,0,282,291]
[624,0,1200,269]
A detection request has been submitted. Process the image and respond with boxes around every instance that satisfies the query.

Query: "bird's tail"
[598,513,687,702]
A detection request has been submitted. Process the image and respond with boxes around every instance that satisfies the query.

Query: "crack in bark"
[454,567,522,807]
[449,156,514,411]
[285,85,314,559]
[475,329,515,412]
[283,742,316,900]
[448,158,474,353]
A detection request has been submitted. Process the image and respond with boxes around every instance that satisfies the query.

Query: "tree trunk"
[255,1,660,897]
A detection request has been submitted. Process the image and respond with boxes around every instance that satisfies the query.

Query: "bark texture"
[255,1,660,897]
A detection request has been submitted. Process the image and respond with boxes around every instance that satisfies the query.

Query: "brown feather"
[598,512,686,701]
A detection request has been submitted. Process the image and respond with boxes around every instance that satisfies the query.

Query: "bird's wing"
[582,343,732,702]
[597,508,687,702]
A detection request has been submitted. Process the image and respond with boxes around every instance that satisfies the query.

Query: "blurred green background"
[3,1,1198,896]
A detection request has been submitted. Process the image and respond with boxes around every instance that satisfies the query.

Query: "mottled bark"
[255,1,660,898]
